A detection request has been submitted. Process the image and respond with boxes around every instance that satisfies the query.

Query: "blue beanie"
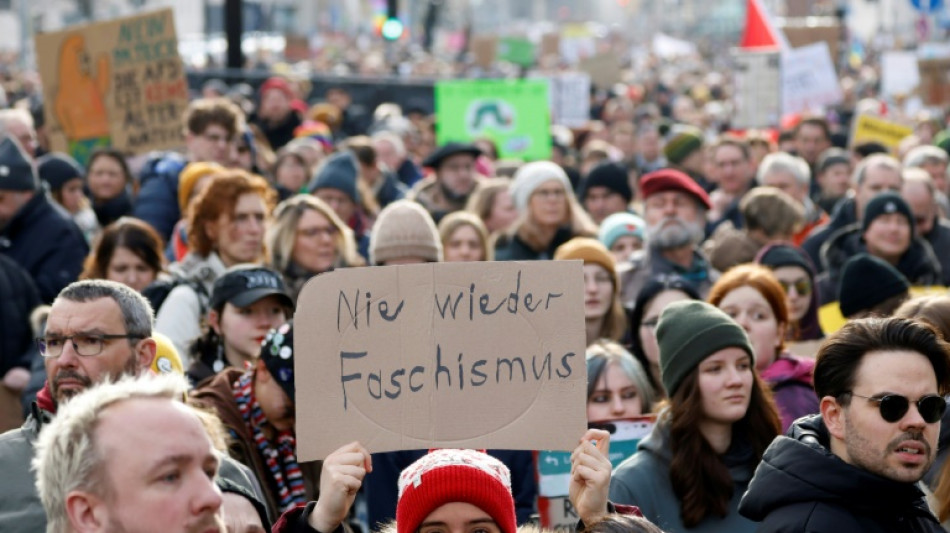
[309,151,360,203]
[598,212,646,250]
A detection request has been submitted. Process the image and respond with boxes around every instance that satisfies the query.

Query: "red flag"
[740,0,786,50]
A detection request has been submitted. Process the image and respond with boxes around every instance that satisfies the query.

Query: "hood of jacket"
[738,414,935,522]
[760,353,814,388]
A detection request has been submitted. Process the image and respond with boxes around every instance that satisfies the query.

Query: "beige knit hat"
[369,200,443,265]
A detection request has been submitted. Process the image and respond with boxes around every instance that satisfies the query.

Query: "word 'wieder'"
[339,344,575,410]
[336,270,563,332]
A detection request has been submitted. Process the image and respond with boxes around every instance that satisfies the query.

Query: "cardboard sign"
[546,73,591,128]
[471,36,498,69]
[732,48,782,129]
[35,9,188,165]
[918,58,950,106]
[498,37,535,67]
[781,42,843,116]
[536,417,655,529]
[850,114,913,150]
[435,79,552,161]
[294,261,587,461]
[780,18,840,64]
[578,53,620,89]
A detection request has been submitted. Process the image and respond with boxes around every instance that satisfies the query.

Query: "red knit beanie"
[396,449,516,533]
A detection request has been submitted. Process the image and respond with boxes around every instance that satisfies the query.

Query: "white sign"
[781,42,843,116]
[881,51,921,98]
[732,48,782,128]
[652,33,697,59]
[547,73,591,128]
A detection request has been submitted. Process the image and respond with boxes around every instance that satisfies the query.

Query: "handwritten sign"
[536,418,655,529]
[732,48,782,129]
[781,42,843,116]
[36,9,188,164]
[294,261,587,461]
[850,114,913,151]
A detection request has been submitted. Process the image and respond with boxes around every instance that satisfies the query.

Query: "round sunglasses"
[849,392,947,424]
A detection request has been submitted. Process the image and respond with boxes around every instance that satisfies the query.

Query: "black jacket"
[0,254,40,375]
[738,415,942,533]
[924,218,950,287]
[493,226,576,261]
[0,193,88,303]
[802,196,858,272]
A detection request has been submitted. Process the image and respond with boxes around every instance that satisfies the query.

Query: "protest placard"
[578,52,621,89]
[35,9,188,165]
[881,51,920,98]
[546,73,591,128]
[435,79,552,161]
[918,58,950,106]
[294,261,588,461]
[732,48,782,129]
[781,42,842,116]
[536,417,656,529]
[498,37,535,67]
[471,35,498,69]
[850,114,913,151]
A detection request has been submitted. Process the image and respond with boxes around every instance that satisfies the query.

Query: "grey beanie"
[369,200,443,265]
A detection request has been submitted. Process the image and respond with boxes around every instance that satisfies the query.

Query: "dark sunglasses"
[778,278,811,296]
[849,392,947,424]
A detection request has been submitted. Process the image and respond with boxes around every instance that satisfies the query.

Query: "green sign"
[435,79,551,161]
[498,37,535,67]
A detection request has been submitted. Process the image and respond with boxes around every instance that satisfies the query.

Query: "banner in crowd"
[544,73,591,128]
[781,41,842,116]
[536,417,656,529]
[732,48,782,128]
[850,113,914,150]
[881,51,921,99]
[294,261,587,461]
[35,9,188,165]
[435,79,552,161]
[498,37,536,67]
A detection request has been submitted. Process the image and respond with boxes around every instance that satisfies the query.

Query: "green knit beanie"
[656,300,755,396]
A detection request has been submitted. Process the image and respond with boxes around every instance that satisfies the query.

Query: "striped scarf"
[233,370,306,512]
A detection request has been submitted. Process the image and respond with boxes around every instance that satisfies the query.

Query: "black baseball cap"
[210,266,293,311]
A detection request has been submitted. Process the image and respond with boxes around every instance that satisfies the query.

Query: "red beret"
[639,168,712,209]
[260,77,295,99]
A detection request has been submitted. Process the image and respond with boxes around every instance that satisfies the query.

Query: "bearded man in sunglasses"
[739,317,950,532]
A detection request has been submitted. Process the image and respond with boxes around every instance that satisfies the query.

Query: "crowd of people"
[0,21,950,532]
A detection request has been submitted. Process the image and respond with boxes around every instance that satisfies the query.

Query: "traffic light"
[382,0,404,41]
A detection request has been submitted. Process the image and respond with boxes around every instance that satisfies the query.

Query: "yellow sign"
[850,114,913,150]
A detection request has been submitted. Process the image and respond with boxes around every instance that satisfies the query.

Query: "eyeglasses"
[37,333,142,357]
[848,392,947,424]
[778,278,812,296]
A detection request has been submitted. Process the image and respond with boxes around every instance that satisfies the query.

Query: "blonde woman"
[438,211,492,262]
[267,194,364,302]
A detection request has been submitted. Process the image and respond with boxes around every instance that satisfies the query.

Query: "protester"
[580,162,634,225]
[267,194,364,303]
[369,199,442,266]
[155,170,276,358]
[598,212,647,264]
[707,136,756,231]
[310,150,373,260]
[168,161,226,262]
[373,130,423,188]
[814,148,853,215]
[609,300,781,532]
[755,152,828,246]
[901,168,950,285]
[410,142,483,224]
[494,161,597,261]
[755,243,823,341]
[837,254,911,319]
[738,317,950,532]
[793,117,833,173]
[619,168,718,307]
[0,135,88,303]
[466,177,519,236]
[253,77,304,152]
[344,135,408,209]
[272,149,311,200]
[438,211,491,262]
[663,124,710,192]
[587,340,658,421]
[0,108,38,159]
[186,265,293,385]
[0,254,40,433]
[708,264,819,431]
[85,147,135,227]
[80,217,166,293]
[37,152,100,243]
[555,237,626,346]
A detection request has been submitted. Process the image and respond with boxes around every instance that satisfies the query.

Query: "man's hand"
[569,429,612,526]
[309,441,372,533]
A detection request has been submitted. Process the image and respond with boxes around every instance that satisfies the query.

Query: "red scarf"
[37,382,56,414]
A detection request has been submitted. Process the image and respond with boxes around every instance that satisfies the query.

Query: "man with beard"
[191,321,318,520]
[34,374,226,533]
[619,168,719,308]
[409,142,483,224]
[739,317,950,532]
[0,280,261,533]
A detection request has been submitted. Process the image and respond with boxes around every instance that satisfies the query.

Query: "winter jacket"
[364,449,538,529]
[618,246,720,310]
[702,221,761,273]
[132,152,187,242]
[0,401,266,533]
[802,196,858,272]
[189,368,321,520]
[254,111,303,152]
[759,353,818,432]
[923,218,950,287]
[91,187,134,228]
[609,415,760,533]
[816,223,942,305]
[0,192,88,303]
[738,414,943,532]
[374,170,408,209]
[493,226,577,262]
[154,251,226,360]
[409,177,482,224]
[0,255,41,376]
[396,158,423,188]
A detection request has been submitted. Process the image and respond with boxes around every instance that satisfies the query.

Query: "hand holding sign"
[310,441,373,533]
[570,429,612,526]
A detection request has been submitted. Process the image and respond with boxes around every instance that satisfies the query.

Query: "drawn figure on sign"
[467,99,515,134]
[54,34,111,161]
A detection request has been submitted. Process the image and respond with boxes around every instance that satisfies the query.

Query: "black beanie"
[37,153,84,191]
[862,192,914,238]
[838,254,910,317]
[0,135,38,191]
[756,243,814,274]
[582,162,633,203]
[656,300,755,396]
